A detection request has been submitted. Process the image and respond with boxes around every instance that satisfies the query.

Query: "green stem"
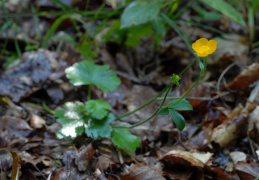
[162,57,207,109]
[156,96,180,100]
[127,83,173,128]
[115,82,172,120]
[88,84,92,100]
[113,57,199,128]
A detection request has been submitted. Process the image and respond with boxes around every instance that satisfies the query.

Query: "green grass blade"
[201,0,246,27]
[41,14,86,48]
[161,13,193,55]
[248,6,254,42]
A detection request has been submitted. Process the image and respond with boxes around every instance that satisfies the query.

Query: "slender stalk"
[115,57,198,121]
[162,57,207,109]
[127,81,173,128]
[113,82,173,129]
[162,75,202,109]
[115,82,172,120]
[113,57,199,128]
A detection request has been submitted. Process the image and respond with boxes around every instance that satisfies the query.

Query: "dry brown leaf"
[0,116,32,131]
[120,166,165,180]
[248,81,259,103]
[235,162,259,180]
[0,50,54,102]
[159,150,213,168]
[0,148,20,180]
[204,165,236,179]
[75,143,95,171]
[248,105,259,142]
[211,104,248,147]
[94,155,117,172]
[227,63,259,90]
[30,114,46,129]
[229,151,247,164]
[159,150,213,180]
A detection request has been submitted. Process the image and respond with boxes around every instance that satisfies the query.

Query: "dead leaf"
[160,150,213,168]
[211,104,248,147]
[229,151,247,164]
[235,162,259,180]
[0,49,54,102]
[204,165,236,180]
[94,155,117,172]
[227,63,259,90]
[75,143,95,171]
[0,150,13,170]
[0,116,32,131]
[159,150,213,180]
[248,105,259,142]
[248,81,259,103]
[0,148,20,180]
[120,165,165,180]
[30,114,46,129]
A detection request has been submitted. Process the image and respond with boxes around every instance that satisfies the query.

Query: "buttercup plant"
[53,38,217,151]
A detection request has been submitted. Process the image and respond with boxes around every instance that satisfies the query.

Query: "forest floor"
[0,0,258,180]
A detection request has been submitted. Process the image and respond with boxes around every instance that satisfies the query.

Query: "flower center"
[200,46,209,54]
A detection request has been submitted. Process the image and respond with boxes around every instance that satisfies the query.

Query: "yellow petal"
[196,52,208,57]
[192,38,209,55]
[207,40,217,54]
[192,42,201,52]
[196,38,208,46]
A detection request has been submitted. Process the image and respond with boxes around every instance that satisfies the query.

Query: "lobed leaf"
[112,129,140,151]
[56,119,85,139]
[85,100,111,120]
[54,101,87,139]
[54,101,85,125]
[65,60,121,92]
[85,113,116,139]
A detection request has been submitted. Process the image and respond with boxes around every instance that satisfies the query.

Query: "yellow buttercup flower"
[192,38,217,57]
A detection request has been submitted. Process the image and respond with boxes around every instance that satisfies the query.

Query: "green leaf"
[85,113,115,139]
[168,99,193,111]
[65,60,121,92]
[169,109,185,131]
[158,108,169,115]
[112,129,140,151]
[56,119,85,138]
[54,101,85,125]
[104,113,116,123]
[121,0,165,28]
[85,100,111,120]
[54,101,87,139]
[85,120,112,139]
[201,0,246,27]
